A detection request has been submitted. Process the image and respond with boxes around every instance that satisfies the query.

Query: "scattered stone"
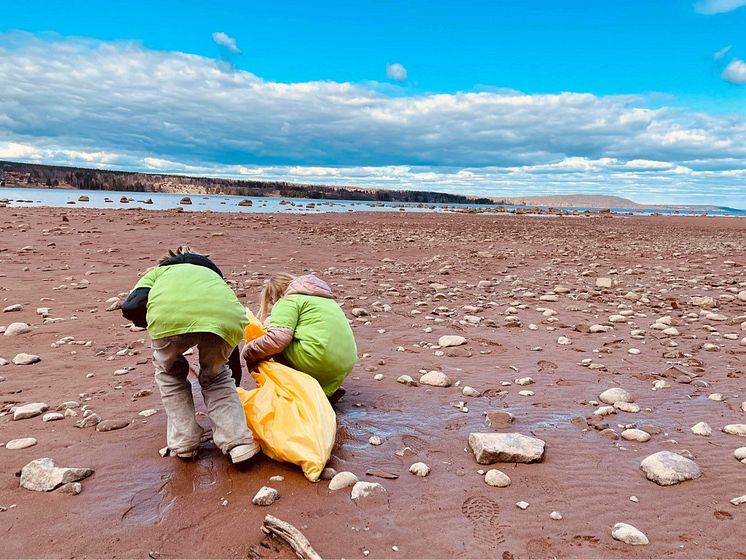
[12,353,41,365]
[723,424,746,437]
[516,501,529,510]
[368,435,383,446]
[691,422,712,436]
[734,447,746,461]
[396,374,417,386]
[329,471,359,491]
[549,511,563,520]
[351,481,387,502]
[515,377,534,386]
[614,402,640,413]
[138,409,158,417]
[621,429,650,442]
[96,419,131,432]
[462,386,480,397]
[5,437,38,450]
[557,336,571,345]
[731,495,746,506]
[611,523,649,546]
[409,462,430,477]
[419,370,452,387]
[599,388,632,405]
[321,468,337,480]
[252,486,279,506]
[468,432,545,464]
[75,414,101,428]
[3,304,22,313]
[640,451,702,486]
[3,322,32,336]
[596,277,613,288]
[57,482,82,495]
[19,458,93,492]
[12,402,49,420]
[438,335,466,347]
[42,412,64,422]
[351,308,369,318]
[484,469,511,487]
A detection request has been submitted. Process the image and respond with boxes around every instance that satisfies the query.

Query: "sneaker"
[229,441,261,464]
[175,449,198,460]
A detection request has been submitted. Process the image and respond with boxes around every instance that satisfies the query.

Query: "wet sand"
[1,207,745,559]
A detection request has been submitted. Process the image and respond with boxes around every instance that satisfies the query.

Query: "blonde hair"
[259,273,296,321]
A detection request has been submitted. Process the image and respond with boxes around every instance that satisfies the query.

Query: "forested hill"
[0,160,494,205]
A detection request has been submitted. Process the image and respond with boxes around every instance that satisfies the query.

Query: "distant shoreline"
[1,159,741,214]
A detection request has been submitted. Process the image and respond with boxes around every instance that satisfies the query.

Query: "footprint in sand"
[461,496,506,548]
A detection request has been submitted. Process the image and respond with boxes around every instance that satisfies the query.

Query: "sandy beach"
[1,207,745,559]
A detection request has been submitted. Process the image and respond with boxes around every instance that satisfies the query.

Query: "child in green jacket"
[241,273,357,402]
[121,247,259,463]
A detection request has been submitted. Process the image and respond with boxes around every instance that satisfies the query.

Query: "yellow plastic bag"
[237,310,336,482]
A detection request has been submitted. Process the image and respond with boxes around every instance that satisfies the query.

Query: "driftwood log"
[262,515,322,560]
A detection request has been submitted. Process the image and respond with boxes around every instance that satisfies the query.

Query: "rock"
[58,482,82,495]
[419,370,452,387]
[691,296,716,308]
[3,322,32,336]
[723,424,746,437]
[468,433,545,464]
[351,307,369,317]
[252,486,279,506]
[621,429,650,442]
[593,405,616,416]
[396,374,417,386]
[42,412,64,422]
[351,481,387,502]
[557,336,571,345]
[438,335,466,347]
[179,196,192,205]
[614,402,640,413]
[516,501,529,510]
[611,523,649,546]
[484,469,511,487]
[5,437,38,450]
[708,393,724,401]
[731,495,746,506]
[691,422,712,436]
[734,447,746,461]
[329,471,359,491]
[640,451,702,486]
[12,353,41,365]
[96,418,131,432]
[409,462,430,477]
[599,388,632,405]
[609,314,627,323]
[138,409,158,417]
[462,386,480,397]
[3,304,23,312]
[550,511,563,520]
[484,410,515,428]
[590,324,613,333]
[368,435,383,446]
[596,277,613,288]
[13,402,49,420]
[321,468,337,480]
[515,377,534,386]
[20,458,94,492]
[75,413,101,428]
[662,327,680,336]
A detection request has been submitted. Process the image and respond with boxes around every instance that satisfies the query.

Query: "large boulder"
[640,451,701,486]
[468,433,545,464]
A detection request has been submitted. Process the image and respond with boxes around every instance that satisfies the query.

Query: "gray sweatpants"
[151,332,254,455]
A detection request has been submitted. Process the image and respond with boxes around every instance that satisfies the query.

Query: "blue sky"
[1,0,746,206]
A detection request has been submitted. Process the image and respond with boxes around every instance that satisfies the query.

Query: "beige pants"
[152,332,253,455]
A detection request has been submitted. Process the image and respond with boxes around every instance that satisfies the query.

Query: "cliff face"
[502,195,645,208]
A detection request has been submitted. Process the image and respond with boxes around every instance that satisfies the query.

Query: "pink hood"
[284,274,335,299]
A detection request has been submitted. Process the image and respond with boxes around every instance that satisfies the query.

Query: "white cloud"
[722,59,746,84]
[0,32,745,207]
[694,0,746,14]
[212,31,240,54]
[714,45,732,60]
[386,63,408,81]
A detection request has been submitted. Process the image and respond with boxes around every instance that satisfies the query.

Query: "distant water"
[1,187,744,216]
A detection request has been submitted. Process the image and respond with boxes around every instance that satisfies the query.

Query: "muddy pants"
[151,332,254,455]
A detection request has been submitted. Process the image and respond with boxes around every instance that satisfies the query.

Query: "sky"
[1,0,745,207]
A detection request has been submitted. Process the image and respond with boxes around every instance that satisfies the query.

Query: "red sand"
[1,207,745,559]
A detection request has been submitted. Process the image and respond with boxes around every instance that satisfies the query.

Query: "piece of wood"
[262,515,322,560]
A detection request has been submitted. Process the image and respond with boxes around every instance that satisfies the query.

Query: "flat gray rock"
[96,418,131,432]
[419,370,452,387]
[640,451,702,486]
[438,335,466,347]
[3,322,32,336]
[252,486,279,506]
[20,457,94,492]
[723,424,746,437]
[5,437,38,450]
[469,432,546,464]
[599,387,632,405]
[12,353,41,366]
[13,402,49,420]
